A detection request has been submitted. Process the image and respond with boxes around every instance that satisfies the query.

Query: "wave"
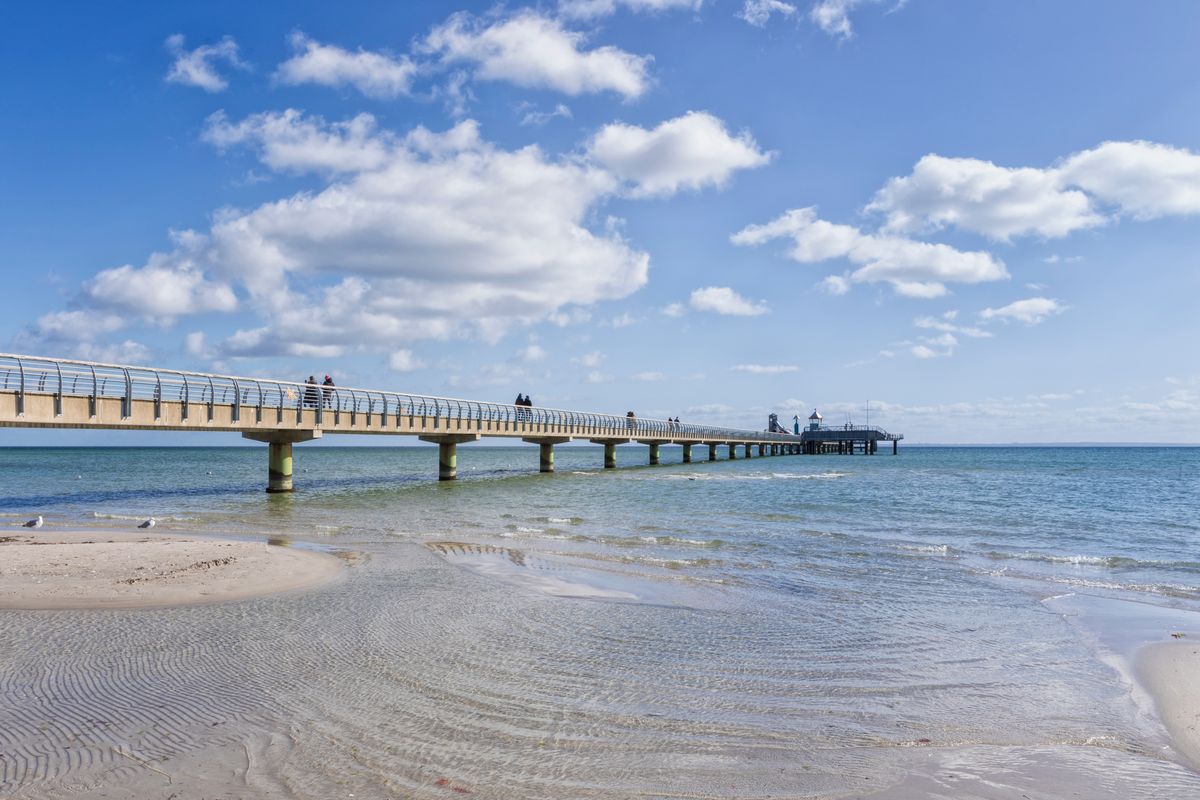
[983,550,1200,573]
[90,511,195,522]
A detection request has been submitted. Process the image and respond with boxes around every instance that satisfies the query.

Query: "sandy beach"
[1138,640,1200,771]
[0,530,345,609]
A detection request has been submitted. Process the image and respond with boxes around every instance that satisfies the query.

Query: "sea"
[1,444,1199,798]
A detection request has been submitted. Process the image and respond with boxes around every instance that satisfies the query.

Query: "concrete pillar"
[708,443,718,461]
[744,443,752,459]
[893,439,898,455]
[728,443,738,459]
[439,441,457,480]
[758,444,766,457]
[648,442,660,465]
[525,437,572,473]
[267,441,293,493]
[682,443,692,463]
[243,429,322,493]
[419,434,481,481]
[605,441,617,468]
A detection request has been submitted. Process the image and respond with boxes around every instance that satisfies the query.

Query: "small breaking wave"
[90,511,195,522]
[983,550,1200,573]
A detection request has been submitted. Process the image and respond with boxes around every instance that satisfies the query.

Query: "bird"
[138,518,156,529]
[23,516,43,529]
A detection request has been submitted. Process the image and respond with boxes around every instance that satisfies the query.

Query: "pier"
[0,354,835,492]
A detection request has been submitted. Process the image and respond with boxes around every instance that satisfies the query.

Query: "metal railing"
[0,353,801,443]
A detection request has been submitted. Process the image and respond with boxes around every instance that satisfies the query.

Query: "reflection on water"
[1,446,1200,797]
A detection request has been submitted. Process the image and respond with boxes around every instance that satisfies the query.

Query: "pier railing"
[0,353,797,443]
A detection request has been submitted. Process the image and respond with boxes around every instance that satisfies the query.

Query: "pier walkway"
[0,353,813,492]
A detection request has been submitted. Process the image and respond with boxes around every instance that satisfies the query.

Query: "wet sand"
[0,530,344,609]
[1138,640,1200,771]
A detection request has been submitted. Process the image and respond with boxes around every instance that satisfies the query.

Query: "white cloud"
[980,297,1066,325]
[16,310,151,365]
[1059,140,1200,219]
[519,103,572,126]
[738,0,797,27]
[632,371,664,381]
[689,286,770,316]
[184,331,208,357]
[85,257,237,322]
[1042,254,1082,264]
[587,111,771,197]
[203,109,394,174]
[867,154,1103,241]
[389,349,426,371]
[732,207,1007,297]
[559,0,703,19]
[195,114,647,355]
[733,364,798,374]
[585,370,612,383]
[571,350,605,367]
[913,312,992,338]
[165,34,245,92]
[274,32,418,99]
[866,141,1200,242]
[819,274,851,295]
[609,312,638,327]
[520,342,548,361]
[422,11,651,100]
[662,302,686,317]
[810,0,890,39]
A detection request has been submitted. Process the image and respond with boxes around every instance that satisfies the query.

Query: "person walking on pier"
[322,375,335,408]
[304,376,318,408]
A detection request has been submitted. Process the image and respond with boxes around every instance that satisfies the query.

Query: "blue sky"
[3,0,1199,444]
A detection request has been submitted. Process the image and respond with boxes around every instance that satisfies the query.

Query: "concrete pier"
[242,429,322,492]
[682,443,692,463]
[728,443,738,460]
[419,434,481,481]
[639,441,660,465]
[591,438,628,469]
[524,437,572,473]
[708,443,718,461]
[744,443,752,458]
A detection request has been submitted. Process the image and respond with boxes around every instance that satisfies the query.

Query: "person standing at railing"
[626,410,636,431]
[322,375,334,408]
[304,376,319,408]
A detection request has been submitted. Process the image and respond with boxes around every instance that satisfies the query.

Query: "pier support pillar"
[758,444,766,457]
[242,429,322,493]
[682,443,692,463]
[744,443,752,459]
[419,434,482,481]
[590,438,629,469]
[638,441,661,465]
[893,440,898,455]
[728,443,738,460]
[524,437,573,473]
[708,443,718,461]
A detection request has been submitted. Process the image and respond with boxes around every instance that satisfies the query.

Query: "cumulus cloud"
[913,311,992,338]
[164,34,246,92]
[738,0,797,26]
[421,11,651,100]
[689,286,770,316]
[979,297,1066,325]
[662,302,686,317]
[867,154,1103,241]
[587,111,771,196]
[867,141,1200,241]
[559,0,703,19]
[274,32,418,99]
[732,364,798,374]
[389,349,426,371]
[81,112,647,359]
[15,310,152,365]
[732,207,1007,297]
[203,109,394,174]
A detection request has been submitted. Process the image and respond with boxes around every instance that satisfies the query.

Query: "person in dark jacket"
[304,376,318,408]
[322,375,334,408]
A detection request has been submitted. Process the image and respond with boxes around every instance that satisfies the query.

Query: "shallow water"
[1,445,1199,797]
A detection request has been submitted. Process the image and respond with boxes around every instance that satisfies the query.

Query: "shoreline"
[0,529,346,609]
[1137,640,1200,771]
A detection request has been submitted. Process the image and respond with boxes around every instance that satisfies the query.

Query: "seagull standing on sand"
[23,516,43,528]
[138,518,156,529]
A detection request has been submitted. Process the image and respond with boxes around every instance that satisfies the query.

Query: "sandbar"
[1137,639,1200,771]
[0,530,344,609]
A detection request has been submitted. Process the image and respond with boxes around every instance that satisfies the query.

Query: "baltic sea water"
[1,445,1198,797]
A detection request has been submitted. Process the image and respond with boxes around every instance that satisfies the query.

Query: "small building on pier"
[793,409,903,455]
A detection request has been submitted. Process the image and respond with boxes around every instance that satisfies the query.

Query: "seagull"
[23,516,43,529]
[138,518,156,529]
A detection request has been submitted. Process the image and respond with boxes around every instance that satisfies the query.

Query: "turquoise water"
[2,445,1200,797]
